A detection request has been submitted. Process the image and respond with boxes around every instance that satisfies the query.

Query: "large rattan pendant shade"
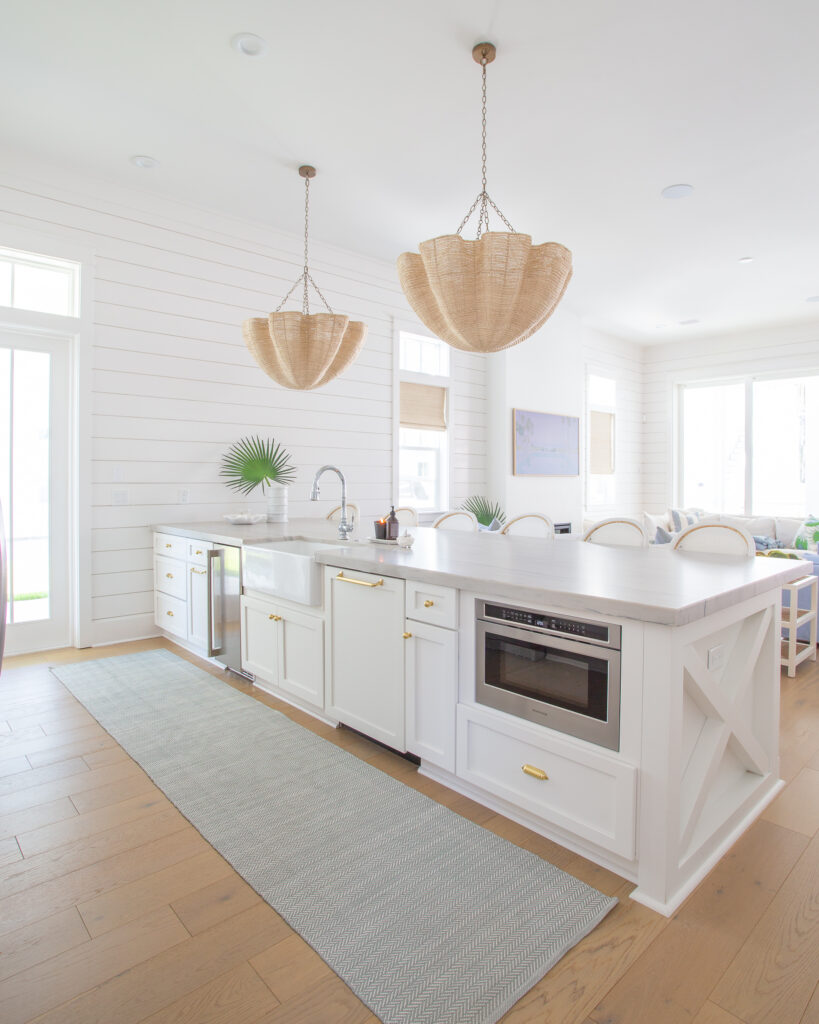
[242,166,367,391]
[398,44,572,355]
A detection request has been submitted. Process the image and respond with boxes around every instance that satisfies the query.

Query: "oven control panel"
[480,602,621,649]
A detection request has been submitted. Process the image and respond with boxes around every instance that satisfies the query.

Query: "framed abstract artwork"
[513,408,579,476]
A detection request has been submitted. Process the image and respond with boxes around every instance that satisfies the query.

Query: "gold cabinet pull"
[165,543,172,548]
[195,549,203,555]
[522,764,548,781]
[402,631,412,639]
[166,610,174,617]
[165,572,173,579]
[190,567,206,575]
[335,572,383,588]
[269,614,282,621]
[424,600,434,607]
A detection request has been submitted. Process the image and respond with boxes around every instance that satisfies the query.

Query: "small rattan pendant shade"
[397,232,572,354]
[242,312,367,391]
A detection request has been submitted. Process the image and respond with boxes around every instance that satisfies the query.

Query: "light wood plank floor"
[1,638,818,1023]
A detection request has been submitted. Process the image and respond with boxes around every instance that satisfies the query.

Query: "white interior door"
[0,329,70,655]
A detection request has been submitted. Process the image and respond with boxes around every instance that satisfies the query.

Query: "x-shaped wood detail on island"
[678,606,773,856]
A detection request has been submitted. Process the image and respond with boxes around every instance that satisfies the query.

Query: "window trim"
[676,367,819,514]
[393,320,454,516]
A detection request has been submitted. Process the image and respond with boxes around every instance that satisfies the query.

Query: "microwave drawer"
[456,705,636,859]
[406,580,457,629]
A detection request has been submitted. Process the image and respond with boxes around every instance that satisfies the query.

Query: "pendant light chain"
[456,47,514,239]
[274,168,334,316]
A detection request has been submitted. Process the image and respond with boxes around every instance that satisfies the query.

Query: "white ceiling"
[3,0,819,344]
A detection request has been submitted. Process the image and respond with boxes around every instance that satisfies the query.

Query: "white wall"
[0,160,487,646]
[643,321,819,512]
[488,307,645,532]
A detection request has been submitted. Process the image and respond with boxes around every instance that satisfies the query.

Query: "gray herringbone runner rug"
[52,649,617,1024]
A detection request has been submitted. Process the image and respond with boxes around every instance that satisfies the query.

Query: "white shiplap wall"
[642,321,819,511]
[582,329,645,518]
[0,165,487,646]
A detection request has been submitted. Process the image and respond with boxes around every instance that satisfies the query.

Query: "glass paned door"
[0,331,70,655]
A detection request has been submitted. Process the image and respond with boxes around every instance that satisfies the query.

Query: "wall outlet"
[179,488,190,504]
[707,644,725,671]
[112,488,128,506]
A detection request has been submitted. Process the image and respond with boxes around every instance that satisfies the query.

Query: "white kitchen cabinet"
[324,566,406,750]
[153,532,211,654]
[241,593,324,710]
[457,703,637,859]
[187,563,210,650]
[405,619,458,773]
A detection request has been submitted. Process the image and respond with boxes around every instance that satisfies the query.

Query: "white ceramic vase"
[265,482,288,523]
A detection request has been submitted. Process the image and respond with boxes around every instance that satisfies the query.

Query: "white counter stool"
[394,506,418,526]
[432,510,478,531]
[781,574,818,677]
[501,513,555,538]
[326,503,359,527]
[672,522,755,556]
[582,517,649,547]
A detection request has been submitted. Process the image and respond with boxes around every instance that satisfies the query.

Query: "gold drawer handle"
[165,573,174,579]
[402,631,412,639]
[165,543,172,548]
[269,614,282,621]
[166,610,174,617]
[336,572,383,588]
[191,567,206,575]
[195,549,203,555]
[424,600,434,608]
[522,764,548,781]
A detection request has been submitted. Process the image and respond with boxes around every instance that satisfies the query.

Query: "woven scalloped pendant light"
[398,43,572,355]
[242,166,367,390]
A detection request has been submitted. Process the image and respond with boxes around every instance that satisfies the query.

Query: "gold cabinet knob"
[165,543,172,548]
[195,549,203,555]
[521,764,548,781]
[166,573,173,579]
[424,600,434,608]
[402,631,412,639]
[166,610,174,617]
[269,614,282,622]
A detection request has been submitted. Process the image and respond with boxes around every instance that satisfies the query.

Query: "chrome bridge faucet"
[310,465,354,540]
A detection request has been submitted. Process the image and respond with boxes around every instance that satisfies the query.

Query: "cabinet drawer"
[457,705,636,859]
[155,591,187,640]
[154,555,187,600]
[187,540,211,565]
[154,533,186,561]
[406,580,458,629]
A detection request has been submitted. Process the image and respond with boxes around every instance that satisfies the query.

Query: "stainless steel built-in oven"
[476,601,621,751]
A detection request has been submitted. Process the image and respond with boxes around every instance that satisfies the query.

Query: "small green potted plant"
[220,435,296,523]
[461,496,506,530]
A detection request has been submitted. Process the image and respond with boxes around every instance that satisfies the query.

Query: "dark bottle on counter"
[386,506,399,540]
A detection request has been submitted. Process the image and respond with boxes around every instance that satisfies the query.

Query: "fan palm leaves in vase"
[461,496,506,527]
[220,436,297,495]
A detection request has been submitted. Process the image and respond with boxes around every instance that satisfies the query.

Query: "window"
[586,373,616,508]
[0,248,79,317]
[679,373,819,515]
[397,331,450,512]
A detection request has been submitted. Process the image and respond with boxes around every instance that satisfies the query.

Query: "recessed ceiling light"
[130,155,158,169]
[807,295,819,303]
[738,256,755,264]
[231,33,268,57]
[679,319,700,325]
[661,183,694,200]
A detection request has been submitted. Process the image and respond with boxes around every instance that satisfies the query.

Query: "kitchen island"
[154,519,805,914]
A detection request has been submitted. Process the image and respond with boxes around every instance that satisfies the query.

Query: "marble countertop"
[154,519,806,626]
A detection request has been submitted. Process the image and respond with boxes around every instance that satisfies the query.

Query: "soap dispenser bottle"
[386,506,399,540]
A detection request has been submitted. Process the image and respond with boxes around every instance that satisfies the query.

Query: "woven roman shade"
[589,410,615,474]
[400,381,447,431]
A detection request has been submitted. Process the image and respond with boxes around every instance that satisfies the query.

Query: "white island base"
[417,586,785,917]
